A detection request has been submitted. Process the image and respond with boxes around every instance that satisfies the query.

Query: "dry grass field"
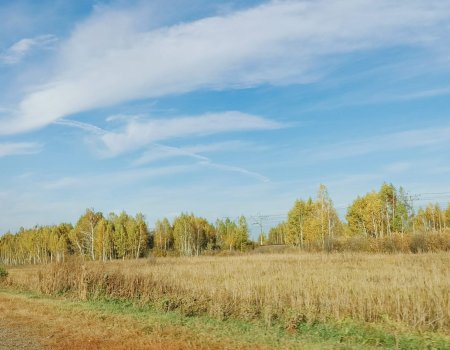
[4,252,450,337]
[1,291,285,350]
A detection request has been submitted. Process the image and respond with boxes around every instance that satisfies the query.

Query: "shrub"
[410,234,427,253]
[0,265,8,279]
[6,253,450,333]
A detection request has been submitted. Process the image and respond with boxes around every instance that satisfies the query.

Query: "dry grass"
[0,292,269,350]
[4,253,450,334]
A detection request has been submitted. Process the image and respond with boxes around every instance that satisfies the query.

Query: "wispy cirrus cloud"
[54,118,106,135]
[41,164,196,190]
[199,160,270,183]
[305,85,450,113]
[2,0,450,134]
[99,111,280,157]
[53,115,272,181]
[42,158,269,192]
[132,140,270,182]
[0,142,41,157]
[383,162,413,174]
[0,34,57,64]
[133,140,247,166]
[304,126,450,161]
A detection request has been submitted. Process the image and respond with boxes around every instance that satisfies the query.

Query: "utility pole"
[408,193,420,235]
[252,213,268,245]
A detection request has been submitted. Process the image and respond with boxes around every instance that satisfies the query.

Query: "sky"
[1,0,450,235]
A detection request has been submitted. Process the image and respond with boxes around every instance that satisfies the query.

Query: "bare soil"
[0,291,264,350]
[0,325,45,350]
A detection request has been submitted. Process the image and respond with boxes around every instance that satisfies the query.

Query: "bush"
[410,234,427,253]
[0,265,8,279]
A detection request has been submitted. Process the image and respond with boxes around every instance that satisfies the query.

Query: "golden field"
[4,252,450,334]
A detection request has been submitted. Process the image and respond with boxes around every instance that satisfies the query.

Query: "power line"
[416,191,450,195]
[216,191,450,234]
[218,191,449,219]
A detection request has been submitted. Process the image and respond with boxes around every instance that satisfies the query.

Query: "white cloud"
[99,111,280,157]
[0,142,41,157]
[41,164,196,190]
[200,160,270,183]
[41,157,269,193]
[306,126,450,161]
[380,87,450,103]
[308,85,450,112]
[384,162,413,174]
[0,34,57,64]
[54,119,106,135]
[132,140,270,181]
[133,141,245,165]
[1,0,450,134]
[0,174,284,234]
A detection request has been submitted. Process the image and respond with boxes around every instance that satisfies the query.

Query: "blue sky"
[1,0,450,234]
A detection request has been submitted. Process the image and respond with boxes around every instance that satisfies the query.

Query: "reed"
[4,253,450,334]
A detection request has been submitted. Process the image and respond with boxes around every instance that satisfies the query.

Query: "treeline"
[266,183,450,247]
[1,183,450,265]
[0,211,149,265]
[0,210,250,265]
[154,214,249,256]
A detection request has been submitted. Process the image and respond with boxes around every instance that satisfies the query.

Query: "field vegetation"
[3,253,449,337]
[1,183,450,266]
[1,182,450,348]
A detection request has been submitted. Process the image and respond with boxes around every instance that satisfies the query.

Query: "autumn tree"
[215,216,248,251]
[69,209,103,260]
[154,218,174,252]
[286,185,341,248]
[347,184,413,237]
[235,215,250,251]
[173,214,212,256]
[378,183,411,235]
[287,198,314,247]
[445,204,450,231]
[268,222,287,245]
[347,192,383,237]
[414,204,447,233]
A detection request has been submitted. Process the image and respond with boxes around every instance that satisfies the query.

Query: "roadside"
[0,325,45,350]
[1,289,449,350]
[0,290,287,350]
[0,290,239,350]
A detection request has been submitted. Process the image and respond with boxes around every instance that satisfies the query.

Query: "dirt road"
[0,291,269,350]
[0,325,45,350]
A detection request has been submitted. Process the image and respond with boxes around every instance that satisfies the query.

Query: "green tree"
[236,215,249,251]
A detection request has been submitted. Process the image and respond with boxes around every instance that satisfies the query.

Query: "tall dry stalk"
[4,253,450,333]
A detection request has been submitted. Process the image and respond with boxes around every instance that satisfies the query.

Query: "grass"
[1,288,449,349]
[2,252,450,348]
[79,297,450,349]
[0,265,8,279]
[87,298,450,349]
